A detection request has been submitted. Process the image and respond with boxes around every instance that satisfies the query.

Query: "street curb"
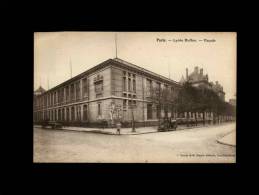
[34,122,235,136]
[57,128,116,135]
[216,140,236,147]
[216,130,236,147]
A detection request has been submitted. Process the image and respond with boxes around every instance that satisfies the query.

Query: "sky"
[34,32,236,101]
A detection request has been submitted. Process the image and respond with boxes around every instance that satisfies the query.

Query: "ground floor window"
[171,105,174,116]
[66,108,70,121]
[123,100,126,109]
[52,110,54,121]
[164,105,168,118]
[156,105,160,119]
[76,106,81,121]
[58,109,61,121]
[147,104,153,120]
[83,105,88,121]
[56,110,58,121]
[62,108,65,121]
[98,102,102,116]
[71,107,75,121]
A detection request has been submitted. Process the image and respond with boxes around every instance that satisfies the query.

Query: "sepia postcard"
[33,32,236,163]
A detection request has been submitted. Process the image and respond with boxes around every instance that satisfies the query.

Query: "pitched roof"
[113,58,180,85]
[42,58,181,95]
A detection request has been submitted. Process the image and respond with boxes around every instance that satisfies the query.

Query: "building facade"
[33,58,181,127]
[180,66,225,102]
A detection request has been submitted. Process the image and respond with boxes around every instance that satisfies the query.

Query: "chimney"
[186,68,188,80]
[200,68,203,75]
[195,66,199,73]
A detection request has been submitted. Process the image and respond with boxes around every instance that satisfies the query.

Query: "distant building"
[211,81,225,102]
[180,66,225,102]
[229,99,236,106]
[34,86,46,96]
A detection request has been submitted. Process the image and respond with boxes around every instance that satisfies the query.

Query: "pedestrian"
[116,122,121,135]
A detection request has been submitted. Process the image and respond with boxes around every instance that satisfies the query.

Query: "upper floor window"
[123,100,127,109]
[52,93,54,105]
[70,84,74,101]
[171,87,174,95]
[61,88,64,103]
[94,74,103,98]
[65,86,69,102]
[58,89,61,103]
[82,78,88,98]
[156,82,161,90]
[128,78,131,92]
[123,77,126,91]
[133,79,136,93]
[95,82,103,94]
[146,79,152,96]
[76,81,80,100]
[54,91,57,104]
[147,104,153,120]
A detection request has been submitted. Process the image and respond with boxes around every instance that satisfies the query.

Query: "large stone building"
[180,66,225,102]
[33,58,181,127]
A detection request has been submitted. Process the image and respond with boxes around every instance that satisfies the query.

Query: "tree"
[149,83,176,128]
[175,82,235,125]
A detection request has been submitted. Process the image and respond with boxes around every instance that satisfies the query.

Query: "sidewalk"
[65,126,160,135]
[34,125,158,135]
[217,131,236,146]
[34,122,234,135]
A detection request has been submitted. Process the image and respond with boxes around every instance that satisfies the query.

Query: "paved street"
[34,122,236,163]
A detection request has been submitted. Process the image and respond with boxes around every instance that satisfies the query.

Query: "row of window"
[122,71,136,92]
[123,99,137,109]
[34,105,88,122]
[34,72,178,110]
[146,79,176,97]
[35,78,89,109]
